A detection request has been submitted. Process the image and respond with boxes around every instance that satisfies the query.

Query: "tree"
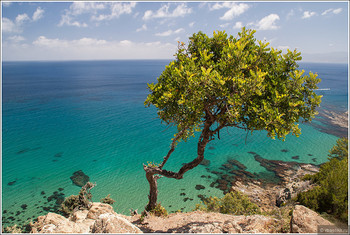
[297,138,348,222]
[143,28,322,212]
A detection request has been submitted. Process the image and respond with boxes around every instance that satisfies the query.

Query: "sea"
[1,60,348,227]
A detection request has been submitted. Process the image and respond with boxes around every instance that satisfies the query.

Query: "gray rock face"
[290,205,334,233]
[30,203,142,233]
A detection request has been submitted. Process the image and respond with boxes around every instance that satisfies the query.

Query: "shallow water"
[2,60,347,227]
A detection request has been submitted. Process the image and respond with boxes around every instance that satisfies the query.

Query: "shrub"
[149,203,168,217]
[61,182,96,216]
[195,191,261,215]
[297,138,348,222]
[100,194,116,205]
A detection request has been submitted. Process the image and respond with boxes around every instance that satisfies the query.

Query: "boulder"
[87,202,115,220]
[276,187,291,207]
[30,203,142,233]
[91,213,142,233]
[290,205,334,233]
[70,170,90,187]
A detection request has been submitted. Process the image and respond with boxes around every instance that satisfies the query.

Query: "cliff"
[28,202,340,233]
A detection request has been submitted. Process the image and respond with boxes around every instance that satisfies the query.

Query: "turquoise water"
[2,60,347,227]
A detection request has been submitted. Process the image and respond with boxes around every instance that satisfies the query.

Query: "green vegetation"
[195,191,260,215]
[61,182,96,216]
[149,203,168,217]
[143,27,321,212]
[100,194,116,205]
[297,138,348,222]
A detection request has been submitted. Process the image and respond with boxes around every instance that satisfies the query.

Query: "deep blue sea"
[1,60,348,227]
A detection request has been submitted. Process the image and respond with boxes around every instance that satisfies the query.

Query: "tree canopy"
[143,28,322,212]
[145,28,322,142]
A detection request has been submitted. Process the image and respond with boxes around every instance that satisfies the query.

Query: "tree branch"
[159,127,187,169]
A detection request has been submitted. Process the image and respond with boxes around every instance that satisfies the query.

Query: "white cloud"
[3,8,45,34]
[256,14,280,30]
[209,2,250,21]
[91,2,136,21]
[221,3,250,20]
[16,13,30,24]
[2,36,176,60]
[322,8,342,16]
[233,21,243,29]
[136,24,147,32]
[67,2,106,16]
[7,35,26,43]
[59,2,136,27]
[333,8,342,14]
[302,11,316,19]
[33,36,107,48]
[189,21,195,27]
[155,28,184,37]
[2,18,21,33]
[143,3,192,20]
[58,15,88,27]
[32,7,44,21]
[219,23,230,28]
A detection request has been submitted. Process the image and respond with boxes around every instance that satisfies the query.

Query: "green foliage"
[149,203,168,217]
[195,191,261,215]
[145,28,321,142]
[100,194,116,205]
[328,137,348,160]
[297,138,348,222]
[146,161,161,168]
[61,182,96,216]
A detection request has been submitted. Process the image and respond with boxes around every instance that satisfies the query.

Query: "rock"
[200,158,210,166]
[30,203,142,233]
[91,213,142,233]
[195,184,205,190]
[276,187,291,207]
[290,205,334,233]
[86,202,115,220]
[227,159,247,170]
[139,211,279,233]
[71,210,89,222]
[70,170,90,187]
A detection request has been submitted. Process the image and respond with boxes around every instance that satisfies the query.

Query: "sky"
[1,1,349,63]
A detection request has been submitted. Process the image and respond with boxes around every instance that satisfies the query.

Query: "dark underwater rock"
[8,181,16,186]
[227,159,247,170]
[292,156,300,160]
[54,152,63,158]
[247,151,257,155]
[281,149,289,153]
[70,170,90,187]
[200,158,210,166]
[195,184,205,190]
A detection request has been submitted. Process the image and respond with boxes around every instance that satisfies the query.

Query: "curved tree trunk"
[143,120,215,212]
[144,171,159,212]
